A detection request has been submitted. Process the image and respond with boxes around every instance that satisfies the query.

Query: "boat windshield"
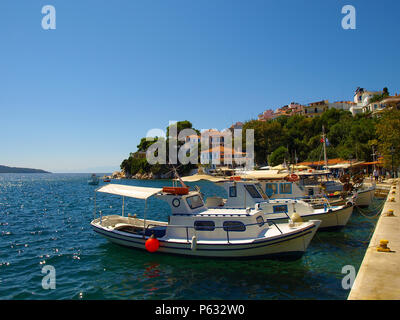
[244,184,263,199]
[186,195,204,209]
[255,183,268,200]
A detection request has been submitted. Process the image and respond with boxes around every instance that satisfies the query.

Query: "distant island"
[0,165,51,174]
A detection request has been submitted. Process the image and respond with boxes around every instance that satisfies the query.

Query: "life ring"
[229,176,241,181]
[287,174,299,182]
[162,187,189,195]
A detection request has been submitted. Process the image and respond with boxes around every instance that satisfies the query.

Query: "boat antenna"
[322,125,328,170]
[170,164,188,188]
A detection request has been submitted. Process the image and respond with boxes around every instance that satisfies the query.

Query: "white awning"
[96,184,162,200]
[324,163,351,169]
[239,170,288,180]
[324,161,365,169]
[180,174,228,182]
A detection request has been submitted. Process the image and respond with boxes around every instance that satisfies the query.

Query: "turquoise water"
[0,173,383,300]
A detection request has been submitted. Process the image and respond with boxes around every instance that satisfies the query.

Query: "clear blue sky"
[1,0,399,172]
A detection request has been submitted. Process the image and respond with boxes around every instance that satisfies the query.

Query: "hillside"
[0,165,51,173]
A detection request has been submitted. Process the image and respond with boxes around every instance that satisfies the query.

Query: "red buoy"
[287,173,299,182]
[145,235,160,253]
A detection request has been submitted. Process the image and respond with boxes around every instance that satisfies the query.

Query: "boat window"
[244,184,262,199]
[265,183,278,196]
[223,221,246,232]
[280,183,292,194]
[255,183,268,200]
[256,215,265,227]
[186,195,204,209]
[172,198,181,207]
[229,186,237,197]
[273,205,288,213]
[194,221,215,231]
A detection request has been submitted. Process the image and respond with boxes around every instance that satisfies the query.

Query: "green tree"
[270,146,288,166]
[376,107,400,172]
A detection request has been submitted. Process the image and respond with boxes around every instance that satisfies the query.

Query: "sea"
[0,173,383,299]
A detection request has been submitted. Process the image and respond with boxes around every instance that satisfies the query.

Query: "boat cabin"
[92,184,273,242]
[207,180,321,217]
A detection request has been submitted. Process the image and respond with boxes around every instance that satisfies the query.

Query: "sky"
[1,0,399,172]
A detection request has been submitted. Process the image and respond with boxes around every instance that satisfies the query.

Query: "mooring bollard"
[385,209,395,217]
[377,239,391,252]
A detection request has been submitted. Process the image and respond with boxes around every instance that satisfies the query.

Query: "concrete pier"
[348,181,400,300]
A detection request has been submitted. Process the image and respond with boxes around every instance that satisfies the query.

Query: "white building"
[200,146,246,169]
[353,87,383,105]
[364,95,400,116]
[351,87,384,116]
[328,101,356,112]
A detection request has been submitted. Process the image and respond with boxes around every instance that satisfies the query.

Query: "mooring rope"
[355,200,385,219]
[303,199,385,267]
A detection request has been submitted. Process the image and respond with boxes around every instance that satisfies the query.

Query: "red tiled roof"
[201,146,245,155]
[297,158,347,166]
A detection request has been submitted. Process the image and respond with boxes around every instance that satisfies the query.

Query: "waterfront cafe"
[358,158,385,175]
[297,159,367,176]
[297,158,349,169]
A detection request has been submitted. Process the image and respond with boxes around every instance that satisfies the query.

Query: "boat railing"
[302,196,332,210]
[145,219,284,244]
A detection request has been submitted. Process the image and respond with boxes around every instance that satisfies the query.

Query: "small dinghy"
[91,183,321,259]
[88,174,99,185]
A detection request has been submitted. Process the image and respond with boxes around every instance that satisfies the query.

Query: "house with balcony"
[185,134,201,145]
[200,146,246,169]
[353,87,384,105]
[350,87,384,116]
[230,121,244,130]
[302,100,329,118]
[288,102,305,115]
[258,103,304,121]
[328,101,356,112]
[364,95,400,117]
[200,129,233,147]
[258,109,275,121]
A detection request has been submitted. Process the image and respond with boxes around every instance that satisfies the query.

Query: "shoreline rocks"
[110,170,174,180]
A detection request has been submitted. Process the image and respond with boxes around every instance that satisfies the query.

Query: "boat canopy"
[180,174,228,183]
[96,184,163,200]
[239,171,288,180]
[323,161,365,169]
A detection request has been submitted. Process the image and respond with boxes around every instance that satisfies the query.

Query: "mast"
[322,125,328,170]
[371,145,377,173]
[171,164,188,188]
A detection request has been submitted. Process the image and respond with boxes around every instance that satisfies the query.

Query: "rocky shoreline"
[107,171,173,180]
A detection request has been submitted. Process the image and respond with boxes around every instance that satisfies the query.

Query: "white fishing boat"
[295,171,375,207]
[90,183,321,259]
[198,178,355,230]
[235,169,374,208]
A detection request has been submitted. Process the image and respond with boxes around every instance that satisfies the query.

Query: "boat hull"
[91,221,320,259]
[264,205,354,230]
[355,187,375,207]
